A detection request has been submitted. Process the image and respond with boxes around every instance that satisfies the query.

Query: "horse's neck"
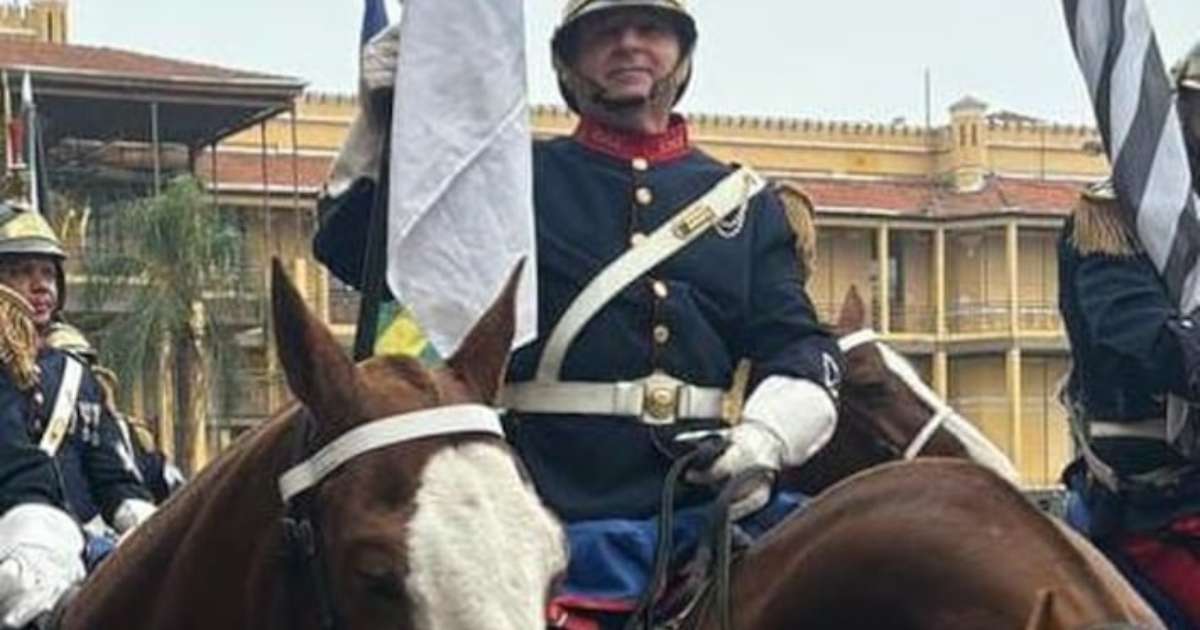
[63,406,305,630]
[736,461,1151,628]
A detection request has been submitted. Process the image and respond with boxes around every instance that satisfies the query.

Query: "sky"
[70,1,1200,126]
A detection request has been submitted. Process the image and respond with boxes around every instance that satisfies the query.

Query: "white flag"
[385,0,536,356]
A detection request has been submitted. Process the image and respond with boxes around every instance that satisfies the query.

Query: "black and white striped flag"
[1063,0,1200,451]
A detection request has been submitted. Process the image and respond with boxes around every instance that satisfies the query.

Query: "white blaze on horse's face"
[405,441,567,630]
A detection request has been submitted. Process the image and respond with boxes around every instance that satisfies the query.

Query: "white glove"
[361,23,401,94]
[162,463,186,495]
[684,376,838,520]
[327,22,402,199]
[0,505,85,629]
[685,421,785,520]
[111,499,156,537]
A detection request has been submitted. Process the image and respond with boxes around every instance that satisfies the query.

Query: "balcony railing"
[947,301,1010,334]
[63,245,264,326]
[887,303,936,334]
[1018,302,1063,332]
[329,285,361,325]
[214,369,288,424]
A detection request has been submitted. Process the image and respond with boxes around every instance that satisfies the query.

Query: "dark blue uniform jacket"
[0,349,150,522]
[1059,215,1200,532]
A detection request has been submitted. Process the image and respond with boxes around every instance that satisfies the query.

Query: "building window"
[972,124,979,147]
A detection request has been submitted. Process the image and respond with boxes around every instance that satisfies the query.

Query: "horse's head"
[272,260,566,630]
[832,286,969,462]
[786,286,1019,493]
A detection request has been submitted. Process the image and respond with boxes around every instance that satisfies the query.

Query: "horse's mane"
[68,401,307,619]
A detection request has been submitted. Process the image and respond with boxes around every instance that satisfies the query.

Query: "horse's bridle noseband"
[839,330,957,460]
[278,404,506,630]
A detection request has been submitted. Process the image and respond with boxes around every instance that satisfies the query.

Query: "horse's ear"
[837,285,867,331]
[271,259,356,417]
[446,260,523,404]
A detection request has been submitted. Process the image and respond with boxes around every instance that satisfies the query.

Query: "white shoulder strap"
[39,357,83,457]
[535,166,767,381]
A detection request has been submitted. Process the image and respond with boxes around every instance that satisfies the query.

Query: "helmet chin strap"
[575,62,685,119]
[588,81,672,113]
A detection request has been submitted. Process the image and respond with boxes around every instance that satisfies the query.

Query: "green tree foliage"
[83,175,243,474]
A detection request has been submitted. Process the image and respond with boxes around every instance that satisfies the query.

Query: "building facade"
[0,0,67,45]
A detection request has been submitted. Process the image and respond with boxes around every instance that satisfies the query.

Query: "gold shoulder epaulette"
[1069,180,1138,258]
[0,285,39,391]
[774,183,817,279]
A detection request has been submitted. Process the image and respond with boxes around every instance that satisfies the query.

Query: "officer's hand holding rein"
[680,376,838,520]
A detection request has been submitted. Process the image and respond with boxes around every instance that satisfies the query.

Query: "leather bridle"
[277,404,506,630]
[838,330,959,460]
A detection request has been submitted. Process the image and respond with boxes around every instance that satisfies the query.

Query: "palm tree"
[82,175,243,474]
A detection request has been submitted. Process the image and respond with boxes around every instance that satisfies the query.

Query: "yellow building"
[204,93,1108,487]
[0,0,67,44]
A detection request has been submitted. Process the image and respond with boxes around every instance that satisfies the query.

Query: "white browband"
[838,328,1020,481]
[837,329,879,353]
[838,328,949,459]
[278,404,505,505]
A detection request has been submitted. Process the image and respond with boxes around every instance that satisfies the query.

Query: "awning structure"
[0,37,305,152]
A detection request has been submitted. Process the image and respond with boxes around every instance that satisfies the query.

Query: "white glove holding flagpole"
[326,22,403,200]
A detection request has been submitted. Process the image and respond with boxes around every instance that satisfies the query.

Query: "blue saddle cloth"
[558,492,804,612]
[83,532,117,573]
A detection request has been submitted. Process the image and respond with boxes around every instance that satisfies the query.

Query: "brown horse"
[687,459,1160,629]
[786,286,1019,494]
[57,261,566,630]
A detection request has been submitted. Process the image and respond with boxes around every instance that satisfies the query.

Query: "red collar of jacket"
[572,114,691,164]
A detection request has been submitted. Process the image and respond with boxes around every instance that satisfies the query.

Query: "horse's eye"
[358,567,404,600]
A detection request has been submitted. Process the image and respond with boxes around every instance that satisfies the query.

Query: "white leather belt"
[1090,417,1167,441]
[501,373,730,425]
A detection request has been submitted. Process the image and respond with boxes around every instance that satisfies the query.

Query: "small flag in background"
[361,0,389,47]
[20,72,44,215]
[1063,0,1200,452]
[384,0,537,357]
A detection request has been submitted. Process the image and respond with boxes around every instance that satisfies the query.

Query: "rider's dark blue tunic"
[504,117,839,522]
[1059,193,1200,628]
[0,348,150,522]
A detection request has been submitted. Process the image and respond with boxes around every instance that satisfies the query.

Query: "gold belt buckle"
[642,373,680,425]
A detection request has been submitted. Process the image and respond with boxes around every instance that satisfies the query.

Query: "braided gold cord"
[0,284,39,391]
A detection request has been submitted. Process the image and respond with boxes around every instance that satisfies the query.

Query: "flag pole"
[350,0,393,361]
[1,71,10,173]
[352,95,393,361]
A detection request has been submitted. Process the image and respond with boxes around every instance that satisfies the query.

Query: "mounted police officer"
[315,1,841,626]
[0,203,155,630]
[44,322,185,506]
[1060,40,1200,629]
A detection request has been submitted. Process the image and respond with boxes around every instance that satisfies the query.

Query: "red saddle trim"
[1116,515,1200,625]
[546,595,637,630]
